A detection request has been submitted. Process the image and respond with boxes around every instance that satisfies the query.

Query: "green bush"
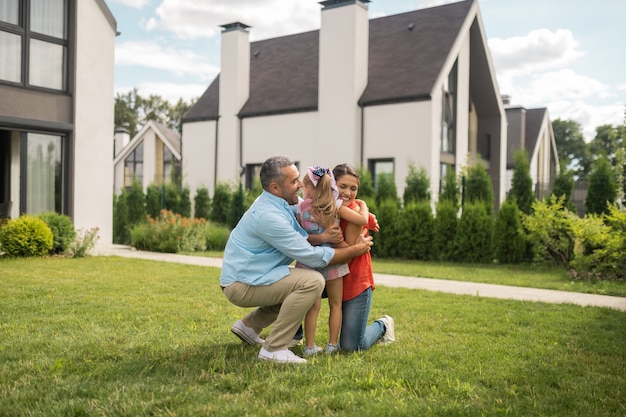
[570,204,626,280]
[0,216,53,258]
[145,183,163,218]
[396,201,434,260]
[508,150,535,214]
[113,191,129,244]
[210,182,232,226]
[356,166,375,200]
[371,198,400,258]
[463,163,494,215]
[37,212,76,254]
[440,169,460,209]
[126,179,147,226]
[68,227,100,258]
[130,210,206,253]
[493,200,526,264]
[454,203,493,263]
[193,186,211,220]
[203,222,231,251]
[403,163,431,205]
[523,196,576,266]
[434,199,458,261]
[585,156,617,215]
[551,168,576,212]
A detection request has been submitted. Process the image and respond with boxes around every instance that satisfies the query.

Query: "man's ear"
[268,181,281,195]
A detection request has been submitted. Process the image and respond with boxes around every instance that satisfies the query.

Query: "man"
[220,156,373,364]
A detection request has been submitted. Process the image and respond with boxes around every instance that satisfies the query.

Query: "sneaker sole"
[231,326,262,346]
[258,354,307,364]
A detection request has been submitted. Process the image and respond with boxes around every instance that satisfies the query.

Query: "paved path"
[96,244,626,312]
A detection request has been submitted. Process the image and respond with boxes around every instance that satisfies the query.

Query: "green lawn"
[184,251,626,297]
[1,256,625,416]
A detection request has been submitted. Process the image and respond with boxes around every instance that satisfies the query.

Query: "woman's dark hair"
[332,163,360,183]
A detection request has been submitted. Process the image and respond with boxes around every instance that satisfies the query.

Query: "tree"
[551,118,590,181]
[114,89,196,137]
[375,173,399,208]
[403,162,431,205]
[551,168,576,212]
[507,150,534,214]
[440,168,460,209]
[585,156,617,215]
[463,162,494,214]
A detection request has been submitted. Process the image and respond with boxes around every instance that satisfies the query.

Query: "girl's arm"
[338,199,369,226]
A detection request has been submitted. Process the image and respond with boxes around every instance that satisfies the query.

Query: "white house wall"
[363,101,432,198]
[73,0,115,244]
[241,112,321,167]
[182,120,217,210]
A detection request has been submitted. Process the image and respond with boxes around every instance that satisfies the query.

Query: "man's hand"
[308,224,343,246]
[354,229,373,255]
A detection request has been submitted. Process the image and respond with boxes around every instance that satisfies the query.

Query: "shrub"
[68,227,100,258]
[193,186,211,220]
[403,163,431,205]
[523,196,576,266]
[204,222,231,251]
[0,216,53,258]
[145,183,163,218]
[356,166,375,200]
[38,212,76,254]
[585,156,617,215]
[130,210,207,253]
[126,179,146,226]
[551,168,576,212]
[508,150,535,214]
[371,198,400,258]
[440,169,460,209]
[228,184,245,229]
[463,163,494,215]
[454,203,493,263]
[375,173,399,209]
[493,199,526,264]
[434,199,458,261]
[113,191,129,244]
[210,182,232,225]
[570,204,626,280]
[396,201,434,260]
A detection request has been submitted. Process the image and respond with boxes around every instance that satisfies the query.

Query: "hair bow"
[307,166,340,204]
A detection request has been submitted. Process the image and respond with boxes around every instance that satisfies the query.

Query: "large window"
[368,158,394,191]
[25,133,64,214]
[441,60,457,154]
[0,0,68,90]
[124,143,143,187]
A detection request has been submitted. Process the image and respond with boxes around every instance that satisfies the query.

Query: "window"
[368,158,394,190]
[124,143,143,187]
[25,133,64,214]
[245,163,262,190]
[0,0,68,91]
[441,60,457,153]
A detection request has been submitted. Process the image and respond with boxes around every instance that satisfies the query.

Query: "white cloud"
[145,0,321,40]
[115,41,219,80]
[116,82,207,103]
[489,29,584,77]
[111,0,151,9]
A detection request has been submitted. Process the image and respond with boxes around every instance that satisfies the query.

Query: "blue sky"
[105,0,626,140]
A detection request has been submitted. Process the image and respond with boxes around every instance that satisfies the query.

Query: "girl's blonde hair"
[303,173,338,229]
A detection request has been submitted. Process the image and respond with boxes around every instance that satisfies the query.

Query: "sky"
[105,0,626,141]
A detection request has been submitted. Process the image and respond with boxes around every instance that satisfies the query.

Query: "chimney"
[218,21,250,180]
[318,0,370,162]
[114,127,130,157]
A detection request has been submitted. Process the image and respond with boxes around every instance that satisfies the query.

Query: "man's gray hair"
[260,156,295,191]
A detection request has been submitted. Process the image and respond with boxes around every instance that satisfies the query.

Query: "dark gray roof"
[183,0,473,122]
[525,108,547,159]
[154,121,182,154]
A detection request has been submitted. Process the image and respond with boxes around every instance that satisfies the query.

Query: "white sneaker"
[231,320,264,345]
[378,315,395,345]
[303,345,323,357]
[258,347,307,364]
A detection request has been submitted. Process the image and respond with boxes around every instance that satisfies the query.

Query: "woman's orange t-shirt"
[340,201,375,301]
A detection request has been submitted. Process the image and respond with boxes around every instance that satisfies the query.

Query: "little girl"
[296,166,371,356]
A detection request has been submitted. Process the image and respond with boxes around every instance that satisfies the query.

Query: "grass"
[183,250,626,297]
[1,256,625,416]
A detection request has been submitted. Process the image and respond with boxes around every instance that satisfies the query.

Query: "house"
[504,97,560,199]
[113,120,182,195]
[0,0,117,244]
[182,0,508,213]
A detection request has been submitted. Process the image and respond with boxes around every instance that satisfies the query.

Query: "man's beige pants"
[223,267,325,351]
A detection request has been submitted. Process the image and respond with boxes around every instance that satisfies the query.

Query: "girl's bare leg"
[325,277,343,345]
[304,297,322,348]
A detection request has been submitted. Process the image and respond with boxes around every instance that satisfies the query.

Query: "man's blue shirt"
[219,191,335,286]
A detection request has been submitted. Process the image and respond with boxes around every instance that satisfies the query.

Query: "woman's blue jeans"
[340,287,385,351]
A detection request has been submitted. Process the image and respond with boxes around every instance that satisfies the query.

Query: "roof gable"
[183,0,474,121]
[114,120,181,164]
